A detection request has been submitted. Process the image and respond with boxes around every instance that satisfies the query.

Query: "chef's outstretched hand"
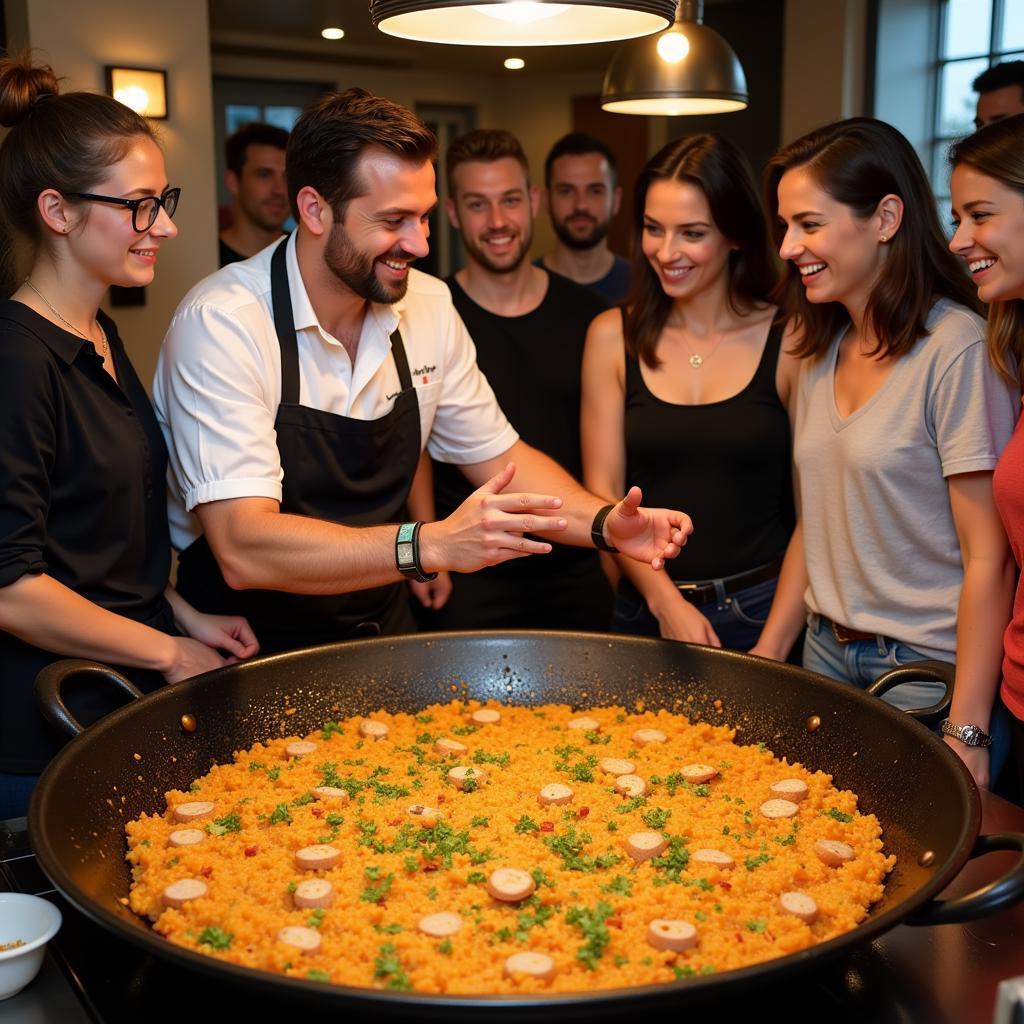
[604,486,692,570]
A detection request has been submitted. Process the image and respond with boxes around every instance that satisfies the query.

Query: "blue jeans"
[0,772,38,821]
[612,576,777,652]
[803,613,1010,779]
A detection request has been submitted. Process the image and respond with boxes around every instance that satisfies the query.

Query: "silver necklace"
[23,278,109,359]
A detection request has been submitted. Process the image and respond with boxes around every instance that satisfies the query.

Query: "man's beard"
[325,222,410,303]
[552,212,610,251]
[460,224,532,275]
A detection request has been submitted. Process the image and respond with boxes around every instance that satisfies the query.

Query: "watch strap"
[395,521,437,583]
[591,504,619,554]
[939,719,993,748]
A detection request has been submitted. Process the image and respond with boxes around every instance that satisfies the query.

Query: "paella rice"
[125,701,895,993]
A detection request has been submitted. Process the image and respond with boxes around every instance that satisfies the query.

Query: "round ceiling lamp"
[371,1,677,46]
[601,0,748,115]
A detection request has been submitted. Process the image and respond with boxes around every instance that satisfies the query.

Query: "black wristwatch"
[939,719,993,748]
[395,521,437,583]
[591,504,619,553]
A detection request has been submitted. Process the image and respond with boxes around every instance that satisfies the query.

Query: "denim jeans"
[612,575,778,652]
[803,612,1010,780]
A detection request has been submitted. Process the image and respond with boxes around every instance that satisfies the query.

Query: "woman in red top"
[949,113,1024,799]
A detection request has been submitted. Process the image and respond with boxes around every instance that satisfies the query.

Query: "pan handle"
[35,659,143,738]
[865,659,954,728]
[908,832,1024,925]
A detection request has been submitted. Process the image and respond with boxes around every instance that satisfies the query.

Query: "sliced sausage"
[277,925,322,953]
[614,774,647,798]
[538,783,574,806]
[760,799,799,820]
[599,757,635,776]
[779,891,819,923]
[406,803,442,825]
[567,716,600,732]
[486,867,536,903]
[680,764,718,784]
[626,831,668,861]
[769,778,809,802]
[293,879,335,909]
[359,719,389,740]
[471,708,502,725]
[168,828,205,848]
[504,951,556,981]
[311,786,350,803]
[172,801,215,823]
[162,878,208,909]
[633,728,667,745]
[691,848,735,868]
[448,765,488,791]
[294,844,342,871]
[434,737,468,756]
[284,740,317,758]
[814,839,855,867]
[418,911,462,938]
[647,918,698,952]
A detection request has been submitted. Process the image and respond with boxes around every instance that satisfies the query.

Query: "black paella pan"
[27,632,1024,1020]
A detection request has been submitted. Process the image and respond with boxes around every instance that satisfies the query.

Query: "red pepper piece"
[244,845,258,857]
[578,807,590,818]
[311,806,324,818]
[200,865,213,877]
[718,880,732,891]
[606,917,622,929]
[388,818,401,827]
[540,820,554,832]
[437,795,446,804]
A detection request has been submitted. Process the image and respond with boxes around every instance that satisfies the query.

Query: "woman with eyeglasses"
[0,54,258,818]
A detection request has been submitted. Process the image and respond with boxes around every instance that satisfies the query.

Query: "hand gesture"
[604,486,692,570]
[182,611,260,661]
[409,571,453,610]
[654,597,721,647]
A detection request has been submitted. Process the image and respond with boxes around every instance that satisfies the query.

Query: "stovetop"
[3,802,1024,1024]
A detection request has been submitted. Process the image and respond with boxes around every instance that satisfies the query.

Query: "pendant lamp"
[601,0,748,115]
[371,1,676,47]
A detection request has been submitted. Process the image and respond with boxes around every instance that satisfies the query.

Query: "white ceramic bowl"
[0,893,63,1000]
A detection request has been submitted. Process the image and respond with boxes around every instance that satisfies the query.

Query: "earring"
[880,235,888,243]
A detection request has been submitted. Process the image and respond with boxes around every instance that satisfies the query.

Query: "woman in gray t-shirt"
[751,118,1018,791]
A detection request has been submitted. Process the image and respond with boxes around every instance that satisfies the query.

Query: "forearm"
[616,557,683,621]
[751,523,808,660]
[0,574,176,671]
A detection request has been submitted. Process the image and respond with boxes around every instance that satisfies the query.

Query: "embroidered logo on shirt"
[413,364,436,385]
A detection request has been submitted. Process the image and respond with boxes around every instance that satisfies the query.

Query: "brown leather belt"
[823,616,886,645]
[675,556,784,607]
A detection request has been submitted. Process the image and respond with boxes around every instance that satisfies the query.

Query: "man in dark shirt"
[219,122,290,266]
[973,60,1024,129]
[536,133,631,304]
[421,129,612,630]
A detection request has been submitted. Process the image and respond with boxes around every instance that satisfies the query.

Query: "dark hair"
[764,117,981,359]
[225,122,289,176]
[286,87,436,221]
[950,113,1024,387]
[624,133,777,368]
[544,132,618,188]
[446,128,529,196]
[0,52,156,277]
[973,60,1024,96]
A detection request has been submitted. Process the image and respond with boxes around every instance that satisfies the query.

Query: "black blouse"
[0,301,174,774]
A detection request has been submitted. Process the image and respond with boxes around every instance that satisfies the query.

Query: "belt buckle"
[830,620,852,645]
[677,582,709,606]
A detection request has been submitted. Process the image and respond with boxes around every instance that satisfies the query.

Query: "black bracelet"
[590,504,619,553]
[395,521,438,583]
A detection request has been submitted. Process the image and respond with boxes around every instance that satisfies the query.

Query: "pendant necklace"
[23,278,109,359]
[682,333,724,369]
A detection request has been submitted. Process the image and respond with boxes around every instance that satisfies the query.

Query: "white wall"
[10,0,216,390]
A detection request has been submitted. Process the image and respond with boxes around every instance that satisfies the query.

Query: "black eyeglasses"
[62,186,181,233]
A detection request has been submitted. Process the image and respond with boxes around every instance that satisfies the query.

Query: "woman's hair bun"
[0,52,61,129]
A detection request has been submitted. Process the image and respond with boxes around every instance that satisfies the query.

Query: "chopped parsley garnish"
[373,943,412,991]
[745,919,767,933]
[543,825,622,873]
[307,969,330,981]
[306,908,326,928]
[188,782,201,793]
[673,964,695,979]
[641,807,672,830]
[374,922,405,934]
[615,795,647,814]
[266,802,292,826]
[437,939,453,955]
[326,812,345,827]
[403,855,419,874]
[600,874,633,896]
[513,814,540,834]
[360,872,395,903]
[744,850,773,871]
[197,926,233,950]
[321,720,344,740]
[247,761,265,773]
[286,881,297,894]
[650,834,690,883]
[451,724,479,736]
[514,900,555,941]
[470,815,490,827]
[606,820,618,832]
[531,867,556,889]
[415,713,434,724]
[265,767,280,782]
[472,749,510,768]
[665,772,710,798]
[824,807,854,823]
[565,901,614,970]
[584,730,611,745]
[426,886,439,901]
[467,871,487,884]
[291,792,314,807]
[206,812,243,836]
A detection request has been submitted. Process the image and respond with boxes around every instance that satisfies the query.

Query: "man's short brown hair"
[446,129,529,197]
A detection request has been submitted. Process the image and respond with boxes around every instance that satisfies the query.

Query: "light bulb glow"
[474,2,568,24]
[504,57,526,69]
[321,27,345,40]
[656,30,690,63]
[114,85,151,115]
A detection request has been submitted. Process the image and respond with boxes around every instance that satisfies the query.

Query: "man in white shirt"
[155,88,690,653]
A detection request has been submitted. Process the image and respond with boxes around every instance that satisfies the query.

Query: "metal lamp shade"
[371,0,677,46]
[601,18,749,115]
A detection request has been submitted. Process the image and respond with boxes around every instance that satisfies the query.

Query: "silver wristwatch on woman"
[939,719,993,748]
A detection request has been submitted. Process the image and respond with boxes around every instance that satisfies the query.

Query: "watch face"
[397,541,414,566]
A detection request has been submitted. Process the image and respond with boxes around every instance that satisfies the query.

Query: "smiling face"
[446,156,537,275]
[325,149,434,303]
[640,178,733,300]
[776,165,888,315]
[546,152,620,251]
[975,84,1024,129]
[949,163,1024,303]
[66,135,177,288]
[229,143,288,233]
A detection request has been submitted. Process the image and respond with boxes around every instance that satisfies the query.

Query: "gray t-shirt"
[795,298,1018,660]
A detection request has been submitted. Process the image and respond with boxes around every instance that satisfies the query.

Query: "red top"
[993,410,1024,720]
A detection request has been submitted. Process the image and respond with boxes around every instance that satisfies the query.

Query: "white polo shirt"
[153,234,518,552]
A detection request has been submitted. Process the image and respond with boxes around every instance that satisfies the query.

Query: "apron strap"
[270,235,301,406]
[390,327,413,392]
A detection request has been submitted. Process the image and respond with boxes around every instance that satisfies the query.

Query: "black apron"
[176,237,421,654]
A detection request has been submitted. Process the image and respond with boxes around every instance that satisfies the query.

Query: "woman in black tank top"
[581,134,800,652]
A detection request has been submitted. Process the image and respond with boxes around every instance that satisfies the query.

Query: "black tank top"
[624,322,794,581]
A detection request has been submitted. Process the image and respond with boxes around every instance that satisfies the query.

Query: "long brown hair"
[624,134,777,369]
[0,52,156,288]
[764,118,981,360]
[949,113,1024,389]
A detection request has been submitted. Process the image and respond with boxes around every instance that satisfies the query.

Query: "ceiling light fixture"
[601,0,748,116]
[370,0,676,47]
[321,27,345,40]
[504,57,526,69]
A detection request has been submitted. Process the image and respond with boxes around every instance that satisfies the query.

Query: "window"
[931,0,1024,208]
